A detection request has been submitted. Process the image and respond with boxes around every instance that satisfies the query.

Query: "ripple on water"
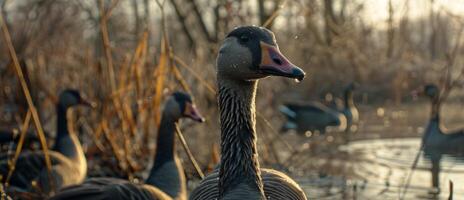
[296,138,464,199]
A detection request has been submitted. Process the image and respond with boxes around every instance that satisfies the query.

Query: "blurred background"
[1,0,464,199]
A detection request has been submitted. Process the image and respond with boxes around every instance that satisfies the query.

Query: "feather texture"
[190,169,306,200]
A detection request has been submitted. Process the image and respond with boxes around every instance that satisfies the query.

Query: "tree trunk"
[323,0,337,46]
[386,0,394,58]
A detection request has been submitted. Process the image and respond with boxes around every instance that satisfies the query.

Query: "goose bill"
[258,41,305,81]
[79,99,97,108]
[185,103,205,122]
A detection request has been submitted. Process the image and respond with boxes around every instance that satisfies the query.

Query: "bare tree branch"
[170,0,195,48]
[190,0,215,43]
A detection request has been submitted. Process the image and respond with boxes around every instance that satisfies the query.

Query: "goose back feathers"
[280,102,346,134]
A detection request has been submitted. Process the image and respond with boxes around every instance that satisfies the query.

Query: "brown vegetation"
[1,0,464,198]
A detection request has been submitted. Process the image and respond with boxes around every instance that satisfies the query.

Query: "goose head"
[346,82,359,92]
[424,84,440,100]
[413,84,440,102]
[164,92,205,122]
[217,26,305,82]
[58,89,94,109]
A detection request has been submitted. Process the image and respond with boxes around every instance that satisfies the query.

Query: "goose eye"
[240,35,249,43]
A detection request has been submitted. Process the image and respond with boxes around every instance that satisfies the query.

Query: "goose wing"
[50,177,171,200]
[188,170,219,200]
[280,102,330,119]
[445,129,464,137]
[284,102,329,112]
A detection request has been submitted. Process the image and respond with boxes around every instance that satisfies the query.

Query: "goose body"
[280,102,346,134]
[417,84,464,190]
[0,90,90,196]
[189,26,306,200]
[422,118,464,156]
[50,92,204,200]
[47,177,171,200]
[190,168,306,199]
[419,84,464,157]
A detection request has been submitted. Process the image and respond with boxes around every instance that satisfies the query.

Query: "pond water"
[296,137,464,199]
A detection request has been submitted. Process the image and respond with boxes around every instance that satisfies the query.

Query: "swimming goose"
[0,89,92,196]
[279,101,346,134]
[49,92,205,200]
[417,84,464,155]
[189,26,307,200]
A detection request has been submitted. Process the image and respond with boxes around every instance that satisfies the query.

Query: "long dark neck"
[344,90,354,108]
[150,112,178,176]
[52,104,84,165]
[53,104,69,151]
[424,101,441,143]
[217,77,264,198]
[430,101,440,123]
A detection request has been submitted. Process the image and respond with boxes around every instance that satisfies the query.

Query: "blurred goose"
[340,83,359,132]
[324,83,359,132]
[0,89,92,196]
[417,84,464,155]
[280,101,346,134]
[189,26,307,200]
[50,92,205,200]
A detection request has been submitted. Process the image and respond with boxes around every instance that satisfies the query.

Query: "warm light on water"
[296,138,464,199]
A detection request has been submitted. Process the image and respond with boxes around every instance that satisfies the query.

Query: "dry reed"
[0,10,55,194]
[5,110,31,185]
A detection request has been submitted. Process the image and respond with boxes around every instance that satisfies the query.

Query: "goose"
[415,84,464,192]
[324,83,359,132]
[189,26,307,200]
[49,92,205,200]
[279,101,346,135]
[0,89,92,196]
[417,84,464,155]
[339,83,359,133]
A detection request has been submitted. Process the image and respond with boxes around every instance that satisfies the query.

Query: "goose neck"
[53,105,86,170]
[344,90,354,108]
[152,112,178,169]
[55,104,68,144]
[53,104,75,155]
[430,102,440,123]
[217,77,264,198]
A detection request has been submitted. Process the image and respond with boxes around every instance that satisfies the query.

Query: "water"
[297,138,464,199]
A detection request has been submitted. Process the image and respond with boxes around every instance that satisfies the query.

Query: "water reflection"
[298,138,464,199]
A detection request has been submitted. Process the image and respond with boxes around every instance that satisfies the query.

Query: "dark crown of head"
[226,26,276,45]
[425,84,438,92]
[172,92,192,104]
[62,89,81,98]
